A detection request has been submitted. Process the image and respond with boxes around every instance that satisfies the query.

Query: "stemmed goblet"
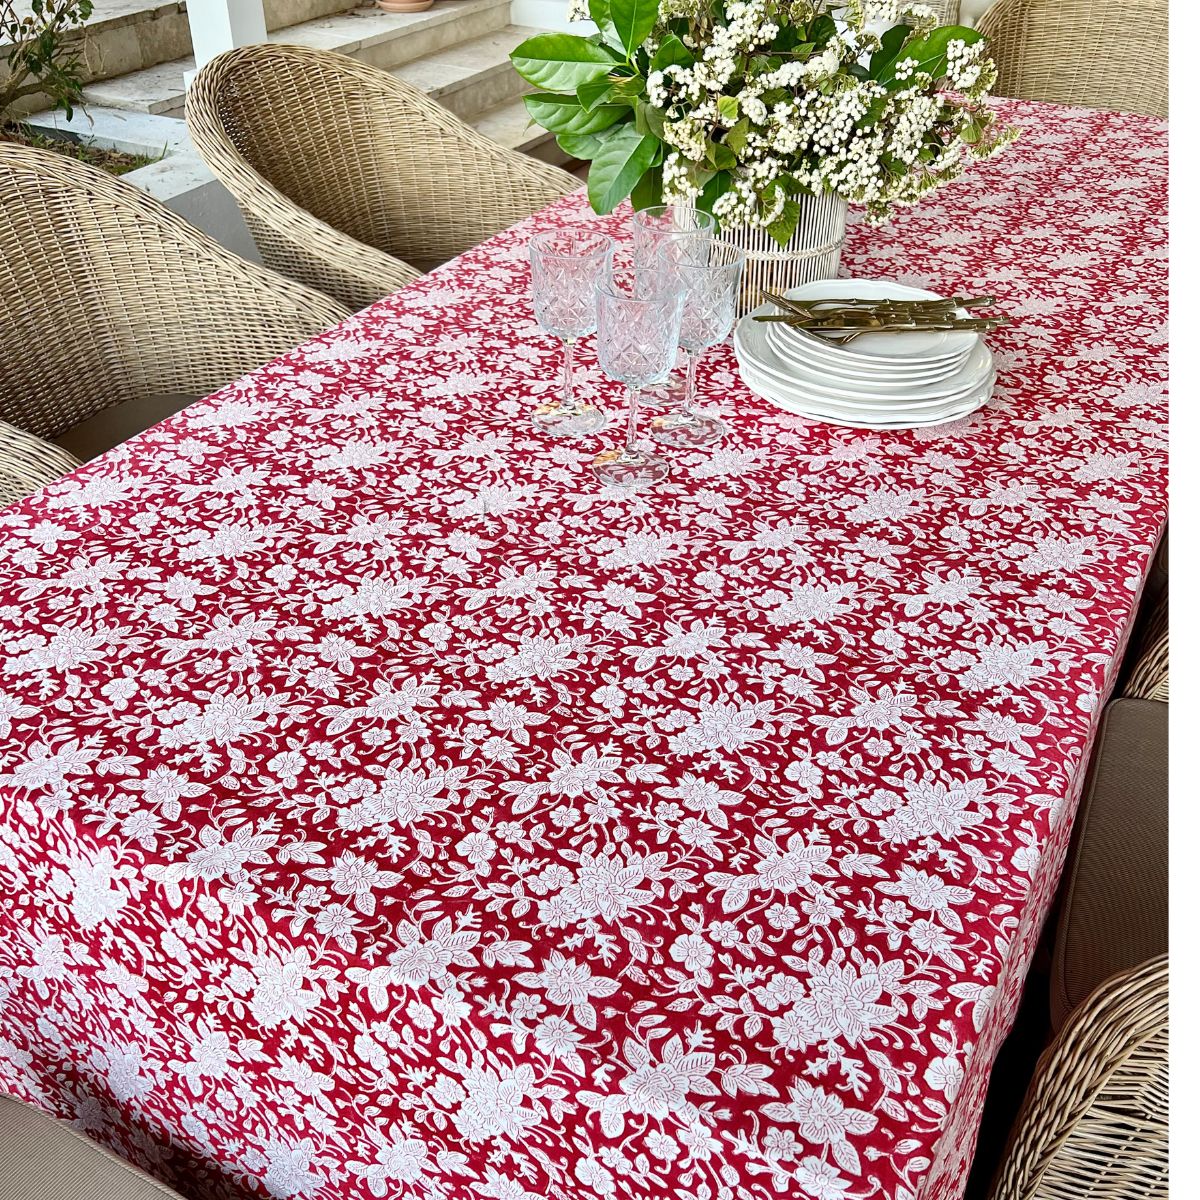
[528,228,612,437]
[590,251,684,488]
[631,205,716,409]
[651,238,746,447]
[631,204,717,265]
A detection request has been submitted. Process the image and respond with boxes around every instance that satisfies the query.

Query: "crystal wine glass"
[631,204,717,266]
[631,206,716,409]
[651,238,745,447]
[590,252,684,488]
[528,228,612,437]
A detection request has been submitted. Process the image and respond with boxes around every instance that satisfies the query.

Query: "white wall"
[960,0,997,26]
[510,0,584,32]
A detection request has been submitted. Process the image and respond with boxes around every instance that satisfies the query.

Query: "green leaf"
[767,196,802,247]
[810,14,837,46]
[640,101,666,140]
[856,93,890,129]
[609,0,658,57]
[524,92,630,136]
[578,78,615,111]
[717,94,739,123]
[650,32,694,73]
[632,97,669,141]
[706,139,736,171]
[630,163,664,210]
[510,33,620,92]
[588,0,625,50]
[607,73,647,102]
[588,125,660,213]
[880,25,983,88]
[556,131,607,158]
[869,23,913,81]
[725,117,751,156]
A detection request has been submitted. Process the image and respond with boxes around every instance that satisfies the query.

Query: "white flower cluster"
[851,0,938,30]
[946,35,990,90]
[647,0,1008,229]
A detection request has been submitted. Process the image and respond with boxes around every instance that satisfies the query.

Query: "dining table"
[0,97,1167,1200]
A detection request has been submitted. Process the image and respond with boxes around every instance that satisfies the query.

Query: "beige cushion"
[52,394,197,462]
[1050,698,1168,1032]
[0,1096,182,1199]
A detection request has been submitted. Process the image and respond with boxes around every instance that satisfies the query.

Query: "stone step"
[82,0,515,117]
[28,91,573,175]
[1,0,365,111]
[390,25,537,121]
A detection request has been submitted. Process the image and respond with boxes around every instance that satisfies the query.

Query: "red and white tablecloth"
[0,99,1166,1200]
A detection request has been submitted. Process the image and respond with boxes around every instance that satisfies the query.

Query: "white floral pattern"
[0,101,1167,1200]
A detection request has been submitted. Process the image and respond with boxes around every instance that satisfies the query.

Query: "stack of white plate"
[734,279,995,429]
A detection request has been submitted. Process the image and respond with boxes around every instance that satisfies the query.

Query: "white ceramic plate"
[739,356,992,429]
[741,363,994,423]
[769,278,980,366]
[764,321,969,386]
[767,317,974,376]
[768,321,974,391]
[736,307,994,406]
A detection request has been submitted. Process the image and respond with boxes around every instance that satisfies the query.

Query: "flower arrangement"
[511,0,1016,244]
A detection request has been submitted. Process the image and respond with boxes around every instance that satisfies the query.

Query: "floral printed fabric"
[0,100,1166,1200]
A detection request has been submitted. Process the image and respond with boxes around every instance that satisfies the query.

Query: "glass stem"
[624,385,642,459]
[561,337,576,412]
[682,348,699,417]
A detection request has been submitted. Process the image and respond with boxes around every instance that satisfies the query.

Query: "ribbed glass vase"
[717,191,848,315]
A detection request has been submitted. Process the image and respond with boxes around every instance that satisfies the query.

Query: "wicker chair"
[0,143,350,507]
[926,0,961,21]
[976,0,1168,118]
[1125,620,1168,700]
[186,44,580,311]
[988,955,1168,1200]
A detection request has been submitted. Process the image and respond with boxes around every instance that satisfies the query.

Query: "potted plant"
[511,0,1016,304]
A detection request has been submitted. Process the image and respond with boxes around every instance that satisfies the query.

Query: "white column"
[186,0,268,81]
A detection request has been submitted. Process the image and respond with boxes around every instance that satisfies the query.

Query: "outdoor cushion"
[52,394,196,462]
[0,1095,183,1199]
[1049,697,1168,1032]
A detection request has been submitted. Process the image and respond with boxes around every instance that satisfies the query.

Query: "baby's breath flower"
[642,0,1013,229]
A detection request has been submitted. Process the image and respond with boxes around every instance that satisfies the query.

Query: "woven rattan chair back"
[1122,591,1168,700]
[989,955,1168,1200]
[187,44,579,310]
[0,143,350,441]
[926,0,961,21]
[977,0,1167,117]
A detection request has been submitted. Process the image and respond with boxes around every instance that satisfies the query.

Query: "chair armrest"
[988,956,1168,1200]
[238,206,425,313]
[104,207,356,400]
[1126,635,1168,700]
[0,421,82,508]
